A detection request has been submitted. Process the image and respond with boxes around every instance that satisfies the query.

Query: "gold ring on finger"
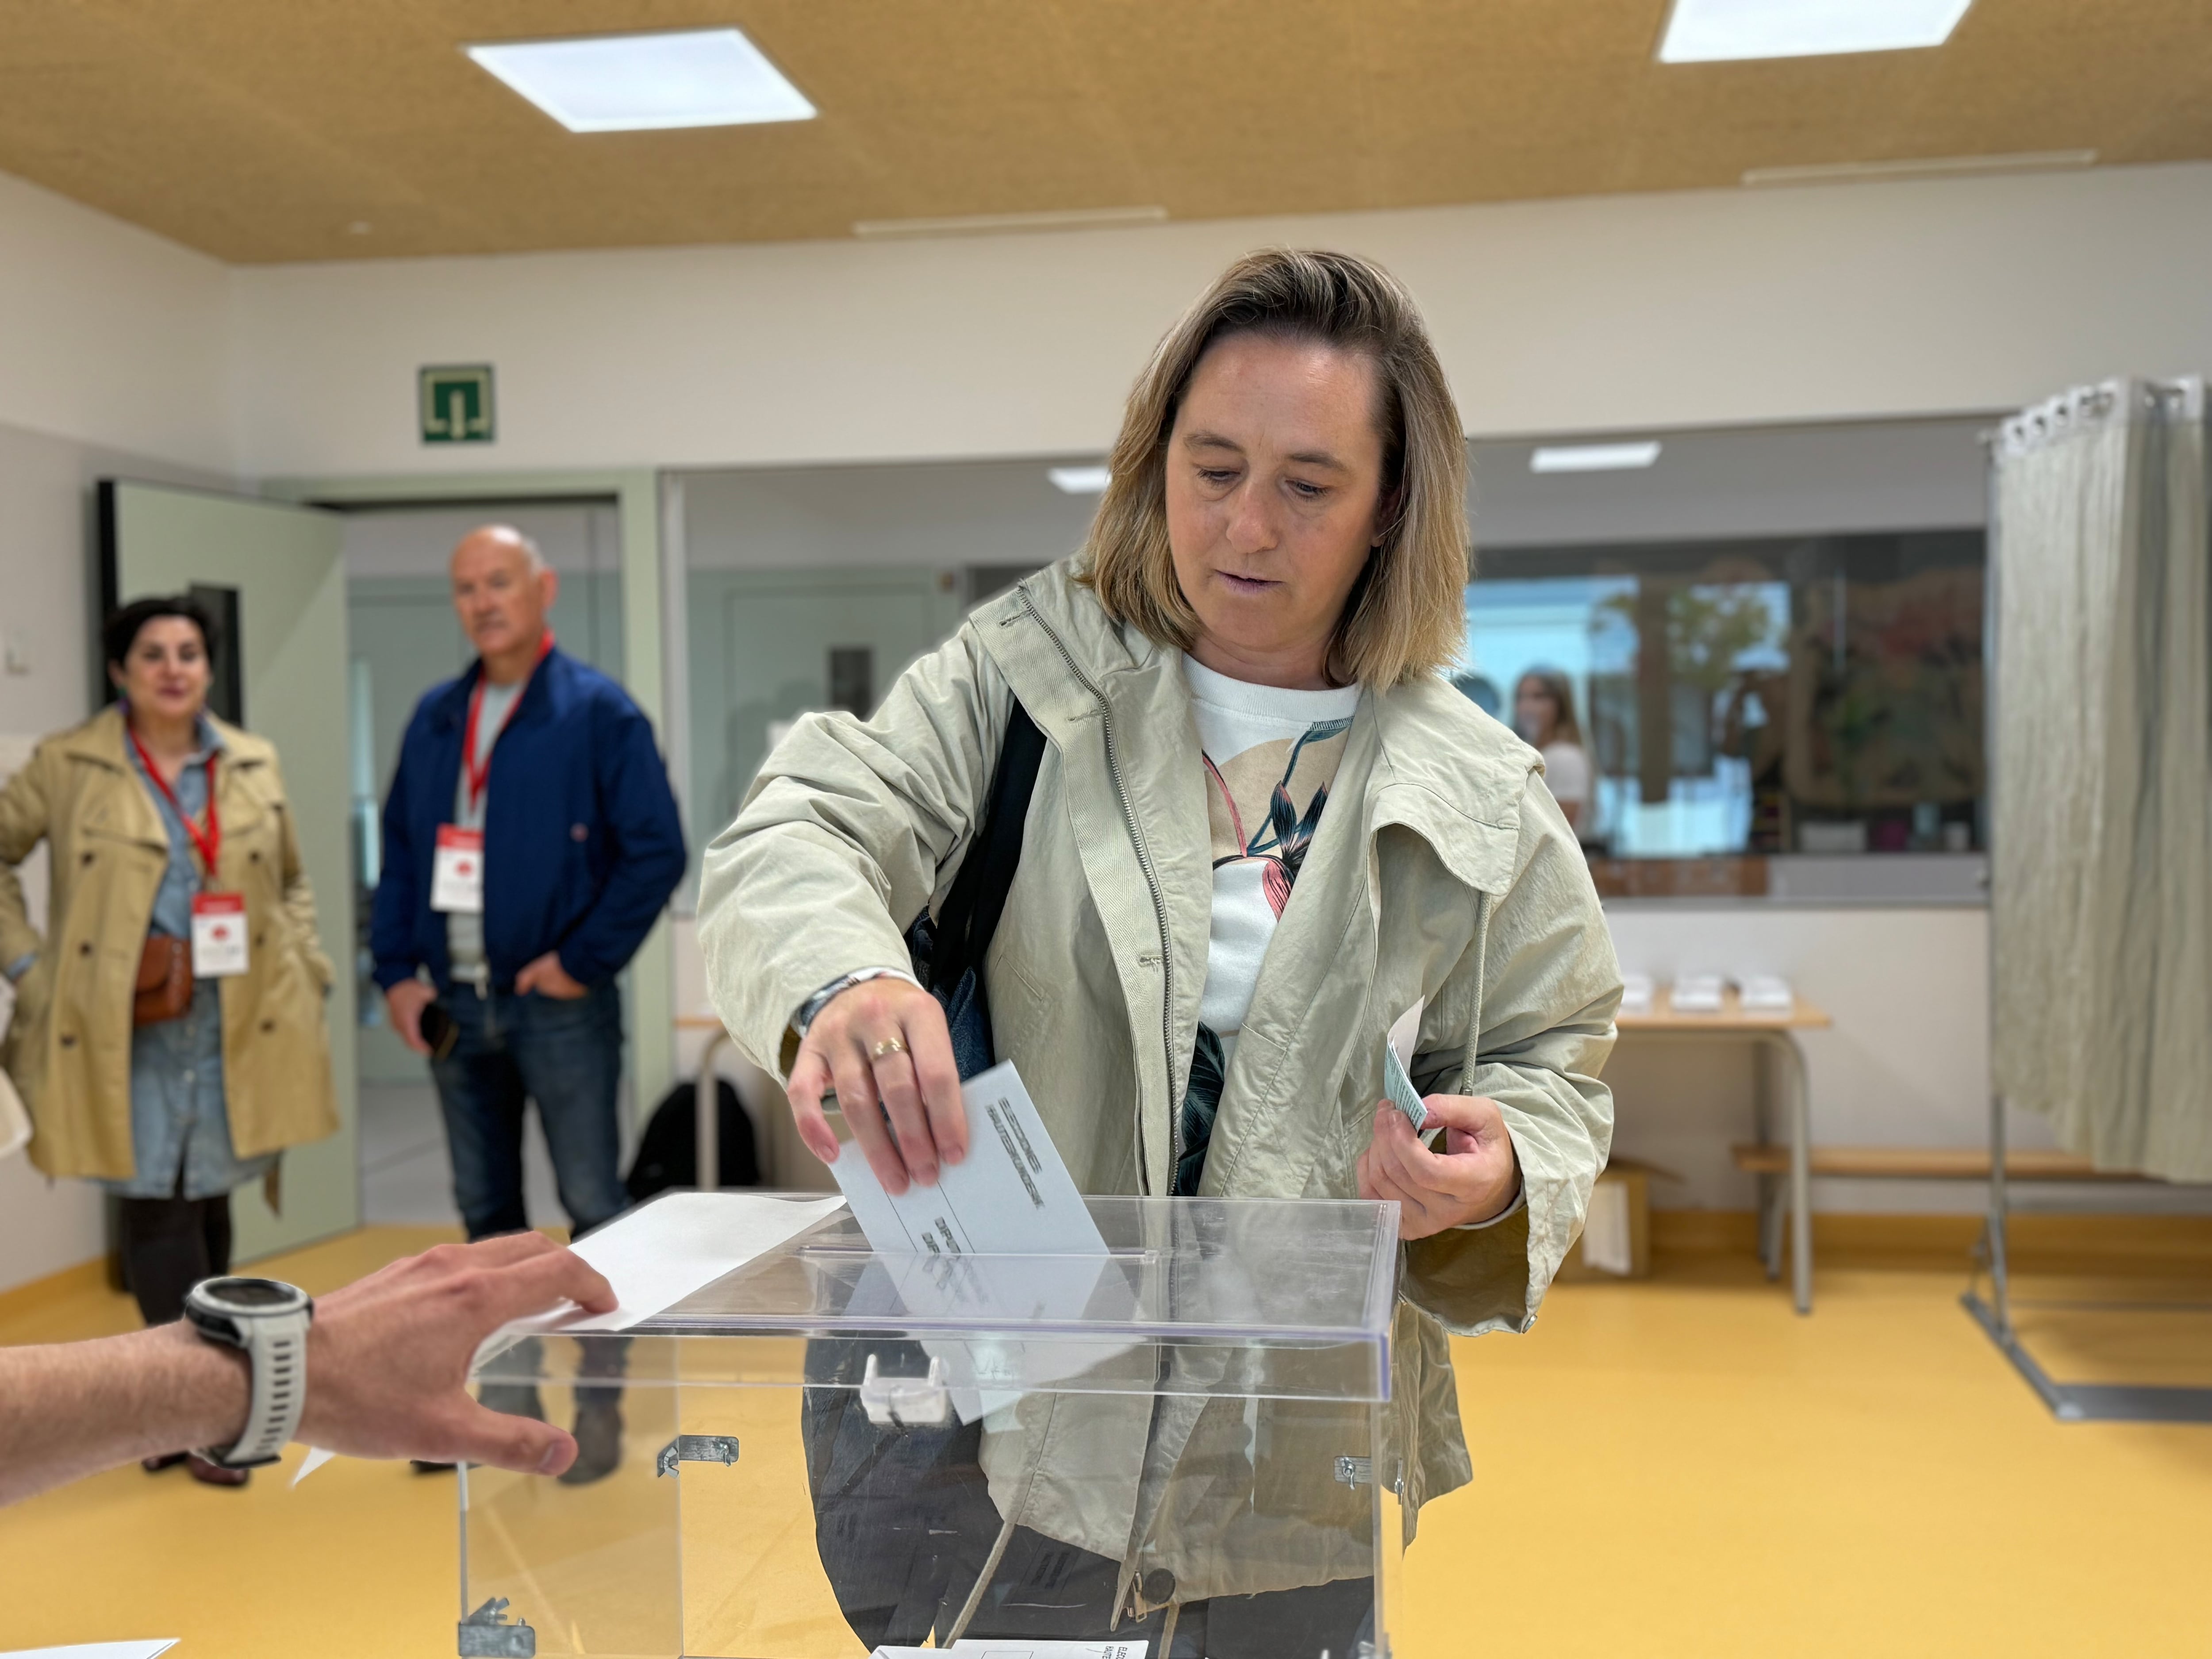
[871,1037,908,1060]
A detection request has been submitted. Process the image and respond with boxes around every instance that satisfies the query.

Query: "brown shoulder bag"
[133,935,193,1026]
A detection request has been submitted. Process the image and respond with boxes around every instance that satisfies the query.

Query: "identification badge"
[190,892,249,978]
[431,826,485,913]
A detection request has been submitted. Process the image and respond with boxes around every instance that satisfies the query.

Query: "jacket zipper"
[1016,588,1182,1190]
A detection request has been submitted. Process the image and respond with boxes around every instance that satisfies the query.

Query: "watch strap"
[203,1307,311,1468]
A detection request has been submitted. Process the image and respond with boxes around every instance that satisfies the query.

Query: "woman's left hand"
[1357,1094,1521,1240]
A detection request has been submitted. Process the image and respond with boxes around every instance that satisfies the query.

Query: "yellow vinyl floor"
[3,1225,2209,1658]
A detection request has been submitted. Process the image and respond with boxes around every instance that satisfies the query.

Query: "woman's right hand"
[786,977,967,1195]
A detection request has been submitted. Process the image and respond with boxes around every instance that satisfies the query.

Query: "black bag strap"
[931,699,1045,989]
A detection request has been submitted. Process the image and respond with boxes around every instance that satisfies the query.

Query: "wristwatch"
[184,1275,315,1469]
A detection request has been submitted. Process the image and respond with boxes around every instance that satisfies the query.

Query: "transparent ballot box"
[459,1193,1405,1659]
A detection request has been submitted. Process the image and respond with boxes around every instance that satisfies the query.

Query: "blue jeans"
[430,980,629,1241]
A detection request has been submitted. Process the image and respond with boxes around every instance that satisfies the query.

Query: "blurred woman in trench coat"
[0,595,338,1486]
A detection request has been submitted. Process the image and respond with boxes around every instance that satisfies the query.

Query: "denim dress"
[101,721,274,1201]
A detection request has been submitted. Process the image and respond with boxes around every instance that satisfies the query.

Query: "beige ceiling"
[3,0,2210,263]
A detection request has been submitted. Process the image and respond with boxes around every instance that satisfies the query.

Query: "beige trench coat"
[0,705,339,1182]
[699,561,1619,1606]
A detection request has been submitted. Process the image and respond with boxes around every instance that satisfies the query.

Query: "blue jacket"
[372,649,686,994]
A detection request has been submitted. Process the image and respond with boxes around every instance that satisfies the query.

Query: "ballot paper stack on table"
[1618,972,1655,1015]
[1737,972,1796,1013]
[1669,972,1727,1014]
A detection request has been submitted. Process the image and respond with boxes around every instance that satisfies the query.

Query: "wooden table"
[1615,987,1833,1313]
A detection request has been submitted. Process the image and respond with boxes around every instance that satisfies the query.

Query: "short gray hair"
[457,523,546,574]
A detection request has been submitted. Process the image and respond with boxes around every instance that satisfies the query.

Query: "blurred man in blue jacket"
[374,525,685,1250]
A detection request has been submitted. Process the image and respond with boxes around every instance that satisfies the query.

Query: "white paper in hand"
[831,1060,1116,1423]
[1381,1041,1429,1134]
[830,1060,1106,1259]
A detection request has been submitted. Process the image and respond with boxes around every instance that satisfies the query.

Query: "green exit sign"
[420,365,495,444]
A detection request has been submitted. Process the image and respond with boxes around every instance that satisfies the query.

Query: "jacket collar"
[991,561,1537,895]
[58,703,275,774]
[432,645,566,733]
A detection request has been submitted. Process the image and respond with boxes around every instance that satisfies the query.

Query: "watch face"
[207,1277,299,1309]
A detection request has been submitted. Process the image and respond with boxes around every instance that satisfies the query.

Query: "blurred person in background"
[0,595,339,1487]
[372,524,684,1481]
[1515,666,1594,842]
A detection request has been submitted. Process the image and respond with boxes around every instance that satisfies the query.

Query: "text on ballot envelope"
[830,1060,1107,1258]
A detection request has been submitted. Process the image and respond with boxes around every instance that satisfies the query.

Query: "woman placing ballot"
[700,250,1620,1655]
[0,595,339,1488]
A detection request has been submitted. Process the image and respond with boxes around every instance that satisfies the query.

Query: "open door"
[100,480,357,1259]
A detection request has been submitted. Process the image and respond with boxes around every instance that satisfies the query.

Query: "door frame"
[260,468,677,1123]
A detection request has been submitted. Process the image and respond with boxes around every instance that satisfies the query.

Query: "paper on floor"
[2,1643,179,1658]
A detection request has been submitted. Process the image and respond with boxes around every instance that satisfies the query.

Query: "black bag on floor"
[624,1078,761,1200]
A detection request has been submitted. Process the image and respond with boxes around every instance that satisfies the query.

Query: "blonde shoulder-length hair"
[1078,248,1470,688]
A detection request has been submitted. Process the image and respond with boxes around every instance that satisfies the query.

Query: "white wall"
[0,422,234,1294]
[232,161,2212,479]
[0,175,236,1293]
[0,171,234,474]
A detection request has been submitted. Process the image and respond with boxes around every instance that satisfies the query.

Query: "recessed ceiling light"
[1659,0,1974,62]
[1530,442,1663,474]
[466,28,815,133]
[1048,465,1113,494]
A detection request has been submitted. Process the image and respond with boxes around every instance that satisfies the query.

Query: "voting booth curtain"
[1989,378,2212,1181]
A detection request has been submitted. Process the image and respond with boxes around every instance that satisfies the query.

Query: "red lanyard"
[461,632,554,814]
[128,724,219,884]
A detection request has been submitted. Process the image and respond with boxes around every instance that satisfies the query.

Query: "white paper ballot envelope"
[830,1060,1118,1420]
[830,1060,1107,1260]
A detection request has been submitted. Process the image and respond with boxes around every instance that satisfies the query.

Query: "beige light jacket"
[0,704,339,1181]
[699,562,1618,1604]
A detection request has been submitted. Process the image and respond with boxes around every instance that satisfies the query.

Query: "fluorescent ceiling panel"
[1659,0,1974,62]
[1530,442,1663,474]
[467,28,815,132]
[1048,465,1113,494]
